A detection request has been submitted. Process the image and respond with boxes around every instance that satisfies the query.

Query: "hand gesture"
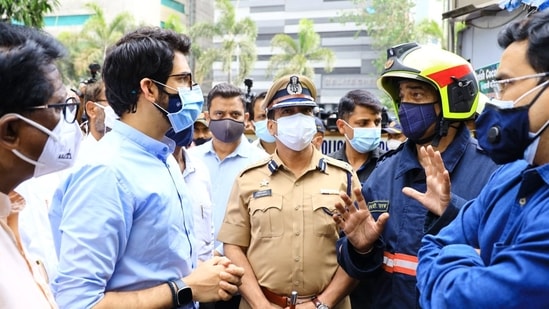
[333,187,389,253]
[402,145,451,216]
[184,256,244,302]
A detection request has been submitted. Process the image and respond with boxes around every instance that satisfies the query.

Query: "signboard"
[476,62,499,98]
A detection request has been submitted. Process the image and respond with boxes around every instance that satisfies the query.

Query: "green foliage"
[267,19,335,80]
[0,0,59,28]
[190,0,257,85]
[56,2,135,85]
[338,0,416,73]
[415,19,444,47]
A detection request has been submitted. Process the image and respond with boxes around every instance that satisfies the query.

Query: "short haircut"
[206,83,246,111]
[249,91,267,120]
[337,89,383,121]
[102,27,191,116]
[498,10,549,73]
[0,23,66,117]
[83,80,105,119]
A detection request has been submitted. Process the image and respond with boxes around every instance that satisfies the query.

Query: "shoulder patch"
[238,157,271,177]
[323,155,354,173]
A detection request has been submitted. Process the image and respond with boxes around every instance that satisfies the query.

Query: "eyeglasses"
[168,72,194,89]
[494,72,549,99]
[26,97,81,123]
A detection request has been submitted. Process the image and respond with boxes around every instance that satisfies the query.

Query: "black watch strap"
[168,279,193,307]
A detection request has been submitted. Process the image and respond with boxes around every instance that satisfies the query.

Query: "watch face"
[318,305,329,309]
[177,287,193,305]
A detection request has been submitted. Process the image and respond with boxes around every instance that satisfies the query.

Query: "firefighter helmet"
[378,42,479,121]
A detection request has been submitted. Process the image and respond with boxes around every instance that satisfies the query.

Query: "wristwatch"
[311,296,330,309]
[168,279,193,307]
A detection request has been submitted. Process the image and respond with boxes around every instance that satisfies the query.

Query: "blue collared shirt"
[187,136,268,254]
[49,121,196,308]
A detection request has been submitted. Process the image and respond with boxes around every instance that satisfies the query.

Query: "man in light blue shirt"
[188,83,269,257]
[49,27,243,309]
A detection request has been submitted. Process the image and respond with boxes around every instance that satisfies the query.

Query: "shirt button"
[295,205,299,210]
[294,256,300,262]
[295,231,300,236]
[295,182,300,187]
[294,281,299,285]
[519,197,527,206]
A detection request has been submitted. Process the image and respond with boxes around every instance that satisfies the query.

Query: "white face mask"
[11,114,82,177]
[386,139,404,151]
[274,113,317,151]
[93,102,119,130]
[524,120,549,166]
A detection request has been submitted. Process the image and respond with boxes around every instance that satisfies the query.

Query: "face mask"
[386,139,404,151]
[274,113,317,151]
[344,122,381,153]
[166,125,194,147]
[11,114,82,177]
[93,103,118,130]
[193,137,210,146]
[254,119,276,143]
[209,118,245,143]
[398,102,438,142]
[152,81,204,133]
[475,80,549,164]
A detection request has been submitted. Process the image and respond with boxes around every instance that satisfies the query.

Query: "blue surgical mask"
[344,122,381,153]
[475,80,549,164]
[254,119,276,143]
[152,80,204,132]
[398,102,438,142]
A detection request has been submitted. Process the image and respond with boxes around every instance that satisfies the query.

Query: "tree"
[415,19,444,48]
[338,0,415,73]
[190,0,257,85]
[267,18,335,80]
[0,0,59,28]
[57,2,135,84]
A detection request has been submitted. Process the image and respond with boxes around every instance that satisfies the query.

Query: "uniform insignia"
[286,75,303,95]
[384,58,394,70]
[253,189,272,199]
[260,179,269,187]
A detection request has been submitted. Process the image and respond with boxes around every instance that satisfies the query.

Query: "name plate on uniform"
[368,200,389,213]
[253,189,272,199]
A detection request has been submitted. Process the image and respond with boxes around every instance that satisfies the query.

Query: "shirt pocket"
[312,194,340,237]
[249,195,284,238]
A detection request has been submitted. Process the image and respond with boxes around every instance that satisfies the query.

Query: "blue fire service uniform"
[337,125,499,308]
[417,160,549,308]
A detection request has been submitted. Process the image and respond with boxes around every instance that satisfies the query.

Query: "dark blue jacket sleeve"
[336,236,384,280]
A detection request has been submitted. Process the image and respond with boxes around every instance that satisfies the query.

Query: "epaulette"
[378,143,405,163]
[322,155,354,173]
[238,157,272,177]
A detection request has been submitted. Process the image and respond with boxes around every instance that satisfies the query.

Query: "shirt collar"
[112,121,175,161]
[269,146,327,175]
[395,125,471,178]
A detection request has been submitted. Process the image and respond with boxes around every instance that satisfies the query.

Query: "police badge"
[286,75,302,95]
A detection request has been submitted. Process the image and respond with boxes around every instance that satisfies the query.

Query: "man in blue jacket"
[333,43,499,308]
[417,10,549,308]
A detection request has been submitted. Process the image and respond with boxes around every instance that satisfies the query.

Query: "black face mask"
[193,137,211,146]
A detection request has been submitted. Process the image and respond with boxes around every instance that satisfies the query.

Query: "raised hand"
[333,187,389,253]
[402,145,451,216]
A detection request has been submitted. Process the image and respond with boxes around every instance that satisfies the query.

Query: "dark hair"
[102,27,191,116]
[83,80,105,119]
[249,91,267,120]
[206,83,246,111]
[498,10,549,73]
[0,23,66,117]
[337,89,383,121]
